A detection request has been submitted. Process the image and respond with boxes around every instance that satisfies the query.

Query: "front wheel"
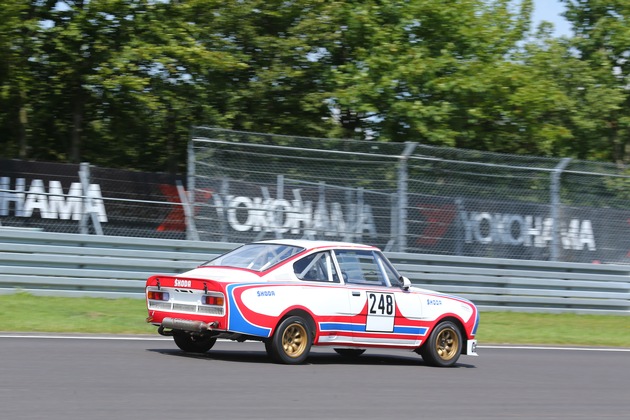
[268,316,312,364]
[418,321,462,367]
[173,331,217,353]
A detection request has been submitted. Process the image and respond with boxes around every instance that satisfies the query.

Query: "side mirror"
[400,276,411,291]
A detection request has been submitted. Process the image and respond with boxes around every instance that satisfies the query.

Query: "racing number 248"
[368,292,394,316]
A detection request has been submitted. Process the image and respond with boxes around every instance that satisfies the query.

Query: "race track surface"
[0,334,628,419]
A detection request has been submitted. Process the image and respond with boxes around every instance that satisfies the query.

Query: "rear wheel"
[268,316,312,364]
[418,321,462,367]
[334,348,366,358]
[173,331,217,353]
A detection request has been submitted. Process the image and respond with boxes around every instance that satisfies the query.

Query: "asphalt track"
[0,334,628,420]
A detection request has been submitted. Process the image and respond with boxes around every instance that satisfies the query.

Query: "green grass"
[478,311,630,347]
[1,292,629,347]
[0,292,155,335]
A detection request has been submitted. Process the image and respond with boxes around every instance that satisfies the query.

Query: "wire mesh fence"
[2,127,629,264]
[189,130,408,249]
[190,127,630,264]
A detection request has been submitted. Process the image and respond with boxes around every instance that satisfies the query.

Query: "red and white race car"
[145,240,479,366]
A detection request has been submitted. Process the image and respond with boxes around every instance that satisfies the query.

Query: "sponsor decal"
[157,185,213,232]
[0,177,107,222]
[415,204,457,246]
[174,279,192,288]
[413,201,598,253]
[213,187,377,240]
[459,211,596,251]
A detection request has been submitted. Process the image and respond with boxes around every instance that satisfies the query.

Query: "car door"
[292,251,353,345]
[333,249,423,347]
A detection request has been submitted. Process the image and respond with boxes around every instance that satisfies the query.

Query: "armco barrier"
[0,228,628,315]
[0,228,233,299]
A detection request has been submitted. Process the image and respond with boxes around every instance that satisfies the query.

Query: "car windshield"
[203,243,304,271]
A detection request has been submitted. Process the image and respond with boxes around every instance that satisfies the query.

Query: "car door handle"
[352,291,361,297]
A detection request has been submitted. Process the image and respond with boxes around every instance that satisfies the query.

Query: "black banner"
[0,159,185,239]
[2,159,629,263]
[407,193,630,264]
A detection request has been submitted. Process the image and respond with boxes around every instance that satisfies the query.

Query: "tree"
[560,0,630,163]
[0,1,248,172]
[282,0,537,147]
[1,0,627,171]
[0,1,43,158]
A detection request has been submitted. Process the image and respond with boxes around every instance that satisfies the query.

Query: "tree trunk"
[18,103,28,159]
[70,92,85,163]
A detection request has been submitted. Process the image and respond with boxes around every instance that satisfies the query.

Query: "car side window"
[376,253,401,288]
[293,252,340,283]
[333,250,387,286]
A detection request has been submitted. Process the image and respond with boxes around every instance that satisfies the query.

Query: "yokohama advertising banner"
[408,193,630,264]
[2,159,629,264]
[193,177,393,249]
[0,159,185,239]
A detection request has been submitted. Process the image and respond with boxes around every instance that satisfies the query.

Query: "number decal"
[366,292,396,332]
[368,293,394,315]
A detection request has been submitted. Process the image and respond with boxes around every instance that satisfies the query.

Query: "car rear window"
[203,243,304,271]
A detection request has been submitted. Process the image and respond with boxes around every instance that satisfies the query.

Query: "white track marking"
[0,334,629,352]
[479,344,630,352]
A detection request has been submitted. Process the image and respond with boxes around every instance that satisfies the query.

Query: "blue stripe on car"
[472,311,480,335]
[226,284,272,338]
[320,322,428,336]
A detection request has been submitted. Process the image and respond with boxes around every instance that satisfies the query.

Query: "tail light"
[148,291,170,301]
[202,295,224,306]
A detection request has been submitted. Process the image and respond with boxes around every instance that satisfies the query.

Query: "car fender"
[227,283,324,339]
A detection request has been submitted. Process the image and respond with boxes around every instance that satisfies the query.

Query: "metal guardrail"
[388,252,630,316]
[1,228,628,315]
[0,228,233,299]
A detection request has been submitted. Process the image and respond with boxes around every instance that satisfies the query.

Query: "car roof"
[253,239,380,251]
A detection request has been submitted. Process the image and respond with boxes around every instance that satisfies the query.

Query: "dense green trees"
[0,0,628,172]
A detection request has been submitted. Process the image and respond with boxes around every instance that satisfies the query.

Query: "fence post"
[186,140,196,241]
[275,175,284,239]
[78,162,103,235]
[219,177,229,242]
[178,180,199,241]
[397,142,417,252]
[79,163,89,235]
[550,158,572,261]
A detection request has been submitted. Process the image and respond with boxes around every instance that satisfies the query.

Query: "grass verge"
[1,292,628,347]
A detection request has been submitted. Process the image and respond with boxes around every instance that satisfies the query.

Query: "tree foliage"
[561,0,630,163]
[0,0,628,173]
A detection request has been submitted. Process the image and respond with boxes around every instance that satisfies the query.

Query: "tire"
[264,339,273,356]
[173,331,217,353]
[418,321,462,367]
[268,316,312,364]
[334,348,366,358]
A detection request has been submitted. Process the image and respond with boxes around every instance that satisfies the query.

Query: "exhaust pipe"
[160,317,218,332]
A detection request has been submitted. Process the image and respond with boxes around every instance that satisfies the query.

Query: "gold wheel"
[270,316,312,364]
[418,321,462,367]
[282,323,308,358]
[434,327,459,361]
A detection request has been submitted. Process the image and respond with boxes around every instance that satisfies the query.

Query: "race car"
[145,240,479,366]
